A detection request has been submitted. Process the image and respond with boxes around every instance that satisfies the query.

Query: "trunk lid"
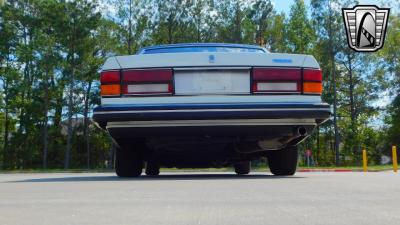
[102,52,320,70]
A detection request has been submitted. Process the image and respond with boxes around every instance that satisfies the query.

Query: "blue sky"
[273,0,310,15]
[273,0,398,15]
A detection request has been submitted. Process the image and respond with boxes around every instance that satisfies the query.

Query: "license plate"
[174,69,250,95]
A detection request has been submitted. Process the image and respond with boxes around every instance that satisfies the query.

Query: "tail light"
[100,70,121,96]
[252,68,301,93]
[303,69,322,95]
[122,69,173,95]
[252,67,322,95]
[100,67,322,97]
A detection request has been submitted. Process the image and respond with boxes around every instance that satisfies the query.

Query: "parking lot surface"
[0,171,399,225]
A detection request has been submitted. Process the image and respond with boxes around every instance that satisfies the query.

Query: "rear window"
[141,46,266,54]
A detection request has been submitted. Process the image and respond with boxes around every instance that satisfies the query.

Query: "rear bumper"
[93,103,331,137]
[94,103,331,122]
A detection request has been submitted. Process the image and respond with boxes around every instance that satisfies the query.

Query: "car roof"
[137,43,268,54]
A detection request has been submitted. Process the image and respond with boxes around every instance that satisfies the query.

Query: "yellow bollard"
[362,149,367,172]
[392,146,398,173]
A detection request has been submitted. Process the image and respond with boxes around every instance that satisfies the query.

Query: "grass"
[0,164,395,173]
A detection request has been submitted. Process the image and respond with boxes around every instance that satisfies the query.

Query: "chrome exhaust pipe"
[241,126,309,152]
[297,126,307,136]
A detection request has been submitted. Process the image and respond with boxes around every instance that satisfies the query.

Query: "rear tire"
[267,146,298,176]
[115,140,144,177]
[234,161,251,175]
[145,162,160,176]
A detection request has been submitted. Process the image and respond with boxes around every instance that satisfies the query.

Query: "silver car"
[93,43,331,177]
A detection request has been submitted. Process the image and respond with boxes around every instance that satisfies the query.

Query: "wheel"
[266,146,298,176]
[145,161,160,176]
[115,140,144,177]
[234,161,251,175]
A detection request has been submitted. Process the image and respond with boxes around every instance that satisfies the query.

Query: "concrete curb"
[298,168,391,172]
[298,169,354,172]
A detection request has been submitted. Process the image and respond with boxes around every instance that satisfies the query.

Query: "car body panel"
[100,95,322,106]
[101,52,319,71]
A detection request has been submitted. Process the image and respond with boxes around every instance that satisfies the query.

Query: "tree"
[35,0,63,168]
[0,1,17,169]
[185,0,216,42]
[265,12,288,52]
[151,0,189,44]
[107,0,151,54]
[336,48,381,162]
[57,0,101,169]
[287,0,316,54]
[311,0,343,165]
[380,14,400,147]
[214,0,250,43]
[249,0,273,46]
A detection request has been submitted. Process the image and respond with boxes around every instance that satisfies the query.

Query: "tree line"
[0,0,399,169]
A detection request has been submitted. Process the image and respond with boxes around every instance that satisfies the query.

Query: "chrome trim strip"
[101,95,322,105]
[94,107,330,115]
[173,67,251,70]
[106,119,317,128]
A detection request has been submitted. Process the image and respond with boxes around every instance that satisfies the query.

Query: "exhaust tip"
[298,127,307,136]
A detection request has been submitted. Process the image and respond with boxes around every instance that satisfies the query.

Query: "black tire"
[234,161,251,175]
[115,140,144,177]
[267,146,298,176]
[145,161,160,176]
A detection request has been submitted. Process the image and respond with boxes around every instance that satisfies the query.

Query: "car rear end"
[93,44,331,177]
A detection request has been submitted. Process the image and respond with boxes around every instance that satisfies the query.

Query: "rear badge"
[208,55,215,63]
[272,59,292,63]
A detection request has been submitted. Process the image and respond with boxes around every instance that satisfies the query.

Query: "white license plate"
[174,69,250,95]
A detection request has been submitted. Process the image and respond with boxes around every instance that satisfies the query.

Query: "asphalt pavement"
[0,171,399,225]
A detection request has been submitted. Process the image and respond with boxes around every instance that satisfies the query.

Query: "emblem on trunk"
[208,55,215,63]
[342,5,390,52]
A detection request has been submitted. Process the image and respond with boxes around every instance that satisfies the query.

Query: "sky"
[273,0,398,15]
[273,0,310,15]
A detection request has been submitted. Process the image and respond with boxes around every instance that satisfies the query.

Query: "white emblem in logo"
[342,5,390,52]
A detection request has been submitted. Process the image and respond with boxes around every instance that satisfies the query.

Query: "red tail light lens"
[122,69,173,95]
[303,69,322,95]
[123,69,173,82]
[100,70,120,83]
[100,70,121,96]
[303,69,322,82]
[253,68,301,80]
[252,68,301,93]
[252,67,322,95]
